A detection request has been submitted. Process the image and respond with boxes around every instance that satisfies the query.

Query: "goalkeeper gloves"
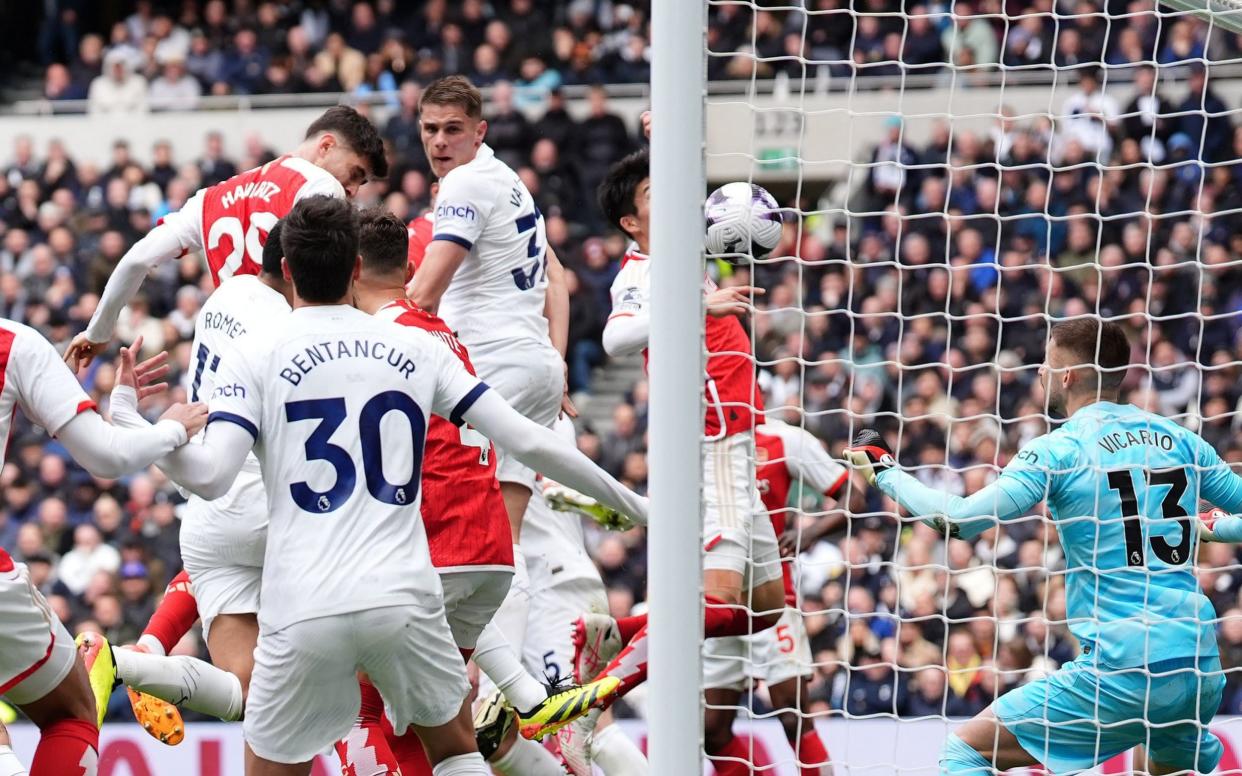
[1198,508,1228,543]
[844,429,896,486]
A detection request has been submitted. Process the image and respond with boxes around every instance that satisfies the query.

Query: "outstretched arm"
[144,416,254,500]
[57,407,196,480]
[461,389,648,525]
[874,468,1038,541]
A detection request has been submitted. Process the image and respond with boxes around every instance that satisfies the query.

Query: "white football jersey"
[206,304,488,632]
[185,275,291,474]
[0,318,95,454]
[757,418,847,495]
[431,143,549,348]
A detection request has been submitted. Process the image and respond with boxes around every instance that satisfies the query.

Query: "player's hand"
[117,336,172,401]
[843,429,895,485]
[1198,508,1228,543]
[160,402,208,438]
[641,110,652,139]
[706,286,764,318]
[64,332,109,372]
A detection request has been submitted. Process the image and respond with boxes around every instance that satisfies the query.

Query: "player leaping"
[407,75,578,739]
[85,221,298,745]
[64,105,385,371]
[844,318,1241,775]
[564,146,787,747]
[133,196,644,775]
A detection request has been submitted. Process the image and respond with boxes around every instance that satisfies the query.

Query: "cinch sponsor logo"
[220,180,282,208]
[436,203,476,220]
[212,384,247,398]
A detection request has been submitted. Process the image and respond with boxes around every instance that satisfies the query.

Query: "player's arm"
[777,425,865,553]
[408,239,469,314]
[1190,434,1242,542]
[408,168,493,314]
[67,193,205,369]
[460,389,648,525]
[602,270,651,357]
[123,345,257,500]
[845,429,1045,541]
[16,331,201,479]
[544,247,569,358]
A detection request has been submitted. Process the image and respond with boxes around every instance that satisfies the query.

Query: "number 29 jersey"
[430,143,548,349]
[206,304,488,632]
[159,155,345,287]
[998,400,1236,669]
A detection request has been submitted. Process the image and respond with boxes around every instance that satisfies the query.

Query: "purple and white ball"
[704,182,784,261]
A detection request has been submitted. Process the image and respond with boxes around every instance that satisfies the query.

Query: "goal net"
[693,1,1242,773]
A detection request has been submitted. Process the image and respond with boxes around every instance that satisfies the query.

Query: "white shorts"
[702,607,813,691]
[244,604,469,764]
[522,565,609,686]
[469,339,563,491]
[441,569,513,651]
[0,563,77,706]
[703,433,782,589]
[179,469,268,639]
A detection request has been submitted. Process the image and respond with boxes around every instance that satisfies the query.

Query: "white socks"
[472,623,548,712]
[491,737,565,775]
[113,649,244,721]
[0,747,26,776]
[592,725,649,775]
[431,753,489,775]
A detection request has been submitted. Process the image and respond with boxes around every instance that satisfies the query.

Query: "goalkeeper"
[845,317,1241,775]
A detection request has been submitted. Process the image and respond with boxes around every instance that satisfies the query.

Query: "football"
[704,182,784,260]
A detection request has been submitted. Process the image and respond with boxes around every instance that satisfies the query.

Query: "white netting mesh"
[699,1,1242,773]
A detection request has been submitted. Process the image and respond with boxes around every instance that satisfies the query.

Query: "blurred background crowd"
[5,0,1242,729]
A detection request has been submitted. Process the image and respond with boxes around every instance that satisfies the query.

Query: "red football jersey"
[407,211,434,272]
[375,299,513,571]
[610,250,763,438]
[197,155,343,286]
[756,423,848,605]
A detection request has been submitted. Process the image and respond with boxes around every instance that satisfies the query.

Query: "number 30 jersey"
[373,299,513,573]
[207,304,488,632]
[160,155,345,286]
[184,275,291,473]
[431,143,548,349]
[999,400,1242,669]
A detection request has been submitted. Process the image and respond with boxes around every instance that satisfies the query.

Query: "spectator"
[314,32,366,92]
[1176,63,1232,163]
[575,85,633,225]
[57,523,121,596]
[198,130,237,187]
[514,55,563,108]
[903,6,946,68]
[942,1,998,67]
[88,48,148,114]
[149,54,202,111]
[45,63,86,101]
[486,81,534,171]
[1059,68,1119,161]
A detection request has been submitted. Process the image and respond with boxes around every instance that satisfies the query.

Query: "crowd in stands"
[8,0,1242,730]
[31,0,1242,113]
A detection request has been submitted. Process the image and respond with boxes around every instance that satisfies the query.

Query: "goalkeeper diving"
[845,317,1242,775]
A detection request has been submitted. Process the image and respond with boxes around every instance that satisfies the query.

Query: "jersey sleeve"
[607,263,650,320]
[294,170,347,201]
[156,187,206,252]
[205,346,262,440]
[992,432,1064,508]
[1194,433,1242,513]
[426,334,488,425]
[431,167,497,250]
[12,329,95,435]
[776,424,848,497]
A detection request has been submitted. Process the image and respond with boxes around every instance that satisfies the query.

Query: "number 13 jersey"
[206,304,488,632]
